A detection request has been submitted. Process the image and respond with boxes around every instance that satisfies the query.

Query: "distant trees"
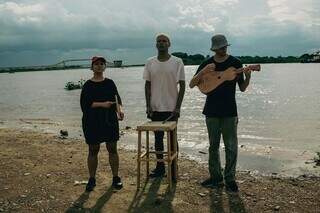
[172,52,316,65]
[172,52,207,65]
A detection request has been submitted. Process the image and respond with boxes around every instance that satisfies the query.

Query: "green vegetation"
[172,52,320,65]
[314,152,320,166]
[64,79,85,90]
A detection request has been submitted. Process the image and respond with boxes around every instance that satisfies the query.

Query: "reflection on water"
[0,63,320,176]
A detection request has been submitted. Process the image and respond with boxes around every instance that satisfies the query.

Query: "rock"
[125,126,131,130]
[197,192,206,197]
[289,201,295,204]
[240,145,245,148]
[46,174,51,178]
[50,195,55,199]
[244,192,253,197]
[24,173,31,176]
[60,130,68,137]
[199,151,207,154]
[74,180,88,186]
[274,206,280,211]
[20,195,27,198]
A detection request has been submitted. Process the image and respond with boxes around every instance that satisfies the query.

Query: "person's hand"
[200,63,215,76]
[171,108,180,120]
[103,101,115,108]
[118,110,124,121]
[146,106,153,119]
[244,68,252,79]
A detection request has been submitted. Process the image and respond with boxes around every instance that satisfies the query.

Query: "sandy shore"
[0,128,319,213]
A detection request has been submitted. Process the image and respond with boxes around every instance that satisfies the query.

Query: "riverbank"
[0,128,319,212]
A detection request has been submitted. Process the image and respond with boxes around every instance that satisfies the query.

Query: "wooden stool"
[136,121,178,190]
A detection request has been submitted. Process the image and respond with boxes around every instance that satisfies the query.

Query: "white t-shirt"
[143,55,185,112]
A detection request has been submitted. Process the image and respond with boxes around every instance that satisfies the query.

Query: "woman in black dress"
[80,56,124,191]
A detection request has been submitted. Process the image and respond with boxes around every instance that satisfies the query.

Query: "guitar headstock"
[245,64,261,71]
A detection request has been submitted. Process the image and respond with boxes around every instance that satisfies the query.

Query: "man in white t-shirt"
[143,33,185,179]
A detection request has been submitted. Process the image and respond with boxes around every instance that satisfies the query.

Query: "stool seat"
[136,121,178,191]
[137,121,177,131]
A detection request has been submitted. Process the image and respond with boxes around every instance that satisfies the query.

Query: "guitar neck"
[235,65,260,74]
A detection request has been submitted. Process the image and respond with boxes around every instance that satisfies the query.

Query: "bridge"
[51,59,114,67]
[0,58,123,73]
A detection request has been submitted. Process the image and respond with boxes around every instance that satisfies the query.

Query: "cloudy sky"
[0,0,319,67]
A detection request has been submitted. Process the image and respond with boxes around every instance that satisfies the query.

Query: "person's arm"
[145,81,152,118]
[80,83,93,114]
[114,82,124,120]
[173,80,185,116]
[239,72,251,92]
[91,101,115,108]
[237,62,251,92]
[172,59,186,118]
[189,63,215,88]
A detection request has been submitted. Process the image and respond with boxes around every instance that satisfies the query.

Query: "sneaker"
[112,176,123,190]
[149,167,165,178]
[85,177,96,192]
[226,181,239,192]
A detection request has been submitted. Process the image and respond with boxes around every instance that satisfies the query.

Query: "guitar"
[197,64,261,94]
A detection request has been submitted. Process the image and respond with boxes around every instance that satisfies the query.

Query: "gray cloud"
[0,0,319,66]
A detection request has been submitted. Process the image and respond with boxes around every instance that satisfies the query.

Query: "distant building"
[312,51,320,61]
[113,60,123,67]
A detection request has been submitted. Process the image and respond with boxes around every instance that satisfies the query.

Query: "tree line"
[172,52,317,65]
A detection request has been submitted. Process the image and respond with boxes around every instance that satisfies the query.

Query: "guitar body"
[197,64,260,94]
[197,67,237,94]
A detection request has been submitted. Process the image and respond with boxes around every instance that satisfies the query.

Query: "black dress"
[80,78,122,144]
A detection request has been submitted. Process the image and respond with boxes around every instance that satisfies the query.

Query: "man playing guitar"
[189,34,254,192]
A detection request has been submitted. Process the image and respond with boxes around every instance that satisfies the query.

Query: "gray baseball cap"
[210,34,230,51]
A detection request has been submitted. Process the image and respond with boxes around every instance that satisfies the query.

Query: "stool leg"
[137,131,141,190]
[167,131,172,190]
[146,131,150,178]
[173,127,178,180]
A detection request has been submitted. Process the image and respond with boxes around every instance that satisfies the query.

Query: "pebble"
[24,173,31,176]
[274,206,280,211]
[197,192,206,197]
[198,151,207,154]
[74,180,88,186]
[60,130,68,137]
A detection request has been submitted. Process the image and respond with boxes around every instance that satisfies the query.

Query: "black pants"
[151,112,179,176]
